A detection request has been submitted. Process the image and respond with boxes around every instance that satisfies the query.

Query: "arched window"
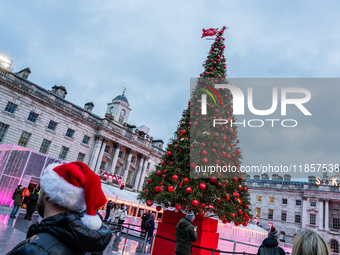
[280,232,286,242]
[331,240,339,253]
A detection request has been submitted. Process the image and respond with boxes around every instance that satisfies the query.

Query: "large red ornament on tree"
[191,200,199,207]
[199,183,206,190]
[175,204,181,211]
[183,177,189,184]
[167,151,172,156]
[156,206,162,211]
[186,187,193,194]
[146,200,153,206]
[156,171,161,176]
[168,186,174,192]
[202,158,208,164]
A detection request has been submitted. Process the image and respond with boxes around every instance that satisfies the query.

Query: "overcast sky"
[1,1,340,180]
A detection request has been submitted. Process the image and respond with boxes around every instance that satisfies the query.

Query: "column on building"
[302,196,308,229]
[123,149,134,183]
[88,137,102,170]
[109,144,121,174]
[325,199,329,231]
[133,155,145,190]
[138,157,149,191]
[318,198,324,230]
[94,138,108,174]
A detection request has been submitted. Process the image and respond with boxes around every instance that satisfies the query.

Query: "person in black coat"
[256,226,285,255]
[146,213,155,244]
[103,200,112,222]
[7,162,112,255]
[24,187,40,220]
[140,210,149,237]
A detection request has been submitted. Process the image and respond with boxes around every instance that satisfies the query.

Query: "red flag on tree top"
[201,26,228,38]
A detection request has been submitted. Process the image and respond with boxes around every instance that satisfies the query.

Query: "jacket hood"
[179,218,192,228]
[262,237,279,247]
[27,212,111,253]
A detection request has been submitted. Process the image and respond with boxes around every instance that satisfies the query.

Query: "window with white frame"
[268,209,274,219]
[331,240,339,253]
[310,201,317,207]
[310,214,316,225]
[82,135,90,145]
[18,131,31,147]
[104,145,110,153]
[27,111,38,123]
[281,211,287,221]
[282,198,288,205]
[47,120,58,131]
[39,139,51,154]
[65,128,75,138]
[59,146,69,160]
[4,102,17,114]
[296,200,302,206]
[0,123,9,142]
[77,153,85,162]
[295,214,301,223]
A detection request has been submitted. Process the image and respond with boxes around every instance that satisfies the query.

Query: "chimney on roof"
[52,85,67,99]
[284,174,291,181]
[84,102,94,112]
[16,67,31,79]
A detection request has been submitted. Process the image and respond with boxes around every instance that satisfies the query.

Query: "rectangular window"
[47,120,58,131]
[295,214,301,223]
[296,200,302,206]
[310,201,317,207]
[104,145,110,153]
[257,196,262,202]
[18,131,31,147]
[27,111,39,123]
[4,102,17,114]
[131,156,135,163]
[256,208,261,217]
[0,123,9,142]
[310,214,316,225]
[268,209,274,219]
[118,150,123,158]
[100,161,106,170]
[59,146,69,160]
[77,153,85,162]
[65,128,75,138]
[39,139,51,154]
[82,135,90,145]
[281,212,287,221]
[333,218,340,230]
[269,197,275,203]
[282,198,288,205]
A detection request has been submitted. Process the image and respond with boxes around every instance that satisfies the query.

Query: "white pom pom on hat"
[41,161,107,230]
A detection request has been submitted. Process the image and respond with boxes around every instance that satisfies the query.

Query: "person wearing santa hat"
[256,226,285,255]
[7,162,112,255]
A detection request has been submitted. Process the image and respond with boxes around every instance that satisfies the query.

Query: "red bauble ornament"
[230,213,235,217]
[222,136,227,140]
[201,203,206,209]
[234,222,239,226]
[190,163,196,169]
[199,183,206,190]
[225,194,230,201]
[183,177,189,184]
[242,222,248,226]
[163,170,167,173]
[155,186,160,192]
[147,179,152,184]
[244,187,248,191]
[238,209,243,215]
[172,175,178,181]
[201,143,206,147]
[191,200,199,207]
[222,219,227,224]
[181,130,186,135]
[201,150,207,156]
[175,204,181,211]
[168,186,174,192]
[217,183,222,187]
[162,174,166,178]
[186,187,193,194]
[210,176,217,183]
[156,206,162,211]
[208,204,214,209]
[174,145,178,149]
[236,149,241,155]
[167,151,172,156]
[226,154,231,159]
[161,161,165,165]
[217,197,221,202]
[212,142,217,147]
[146,200,153,206]
[238,185,243,190]
[233,191,240,197]
[156,171,161,176]
[202,158,208,164]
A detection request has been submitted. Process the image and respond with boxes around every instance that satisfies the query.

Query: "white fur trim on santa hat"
[41,163,86,213]
[81,214,102,231]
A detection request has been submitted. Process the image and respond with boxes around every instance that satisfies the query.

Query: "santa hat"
[268,226,279,240]
[41,162,107,231]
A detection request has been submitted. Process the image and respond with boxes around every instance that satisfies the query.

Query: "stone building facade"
[246,178,340,253]
[0,66,164,192]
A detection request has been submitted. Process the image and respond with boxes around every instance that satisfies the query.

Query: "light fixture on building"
[268,222,273,226]
[108,174,113,179]
[0,55,13,70]
[103,172,108,178]
[112,175,117,181]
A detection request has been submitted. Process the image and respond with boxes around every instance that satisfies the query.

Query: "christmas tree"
[138,27,251,225]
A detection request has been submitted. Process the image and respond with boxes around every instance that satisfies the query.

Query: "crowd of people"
[4,161,335,255]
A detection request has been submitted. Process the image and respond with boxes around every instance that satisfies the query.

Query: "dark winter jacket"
[13,187,25,206]
[175,218,197,255]
[256,238,285,255]
[141,213,149,230]
[146,217,155,237]
[7,212,112,255]
[26,192,39,213]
